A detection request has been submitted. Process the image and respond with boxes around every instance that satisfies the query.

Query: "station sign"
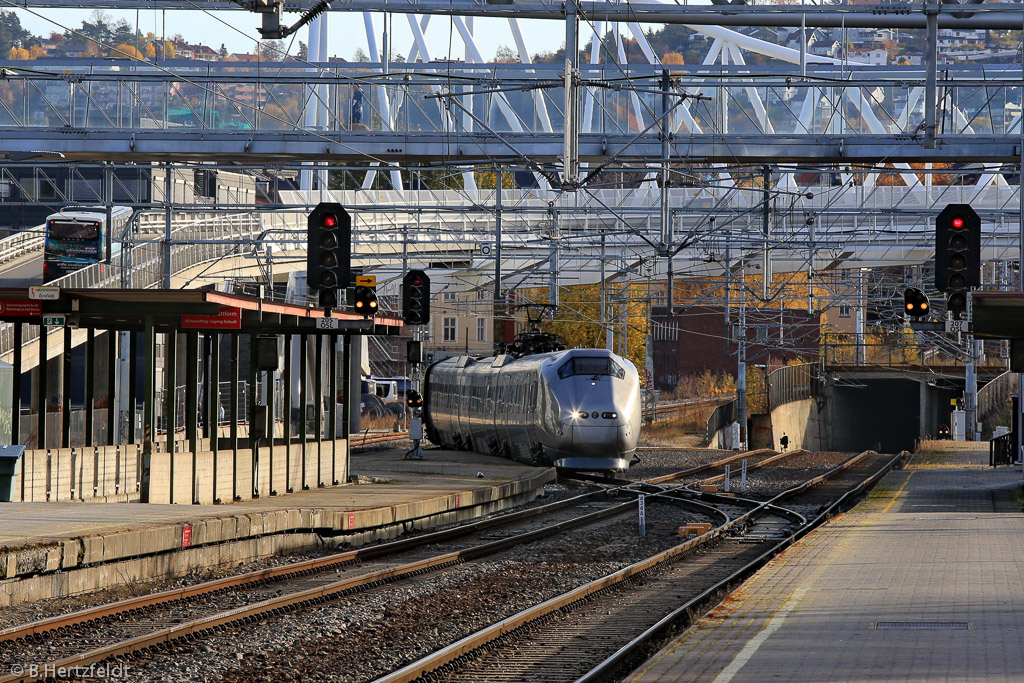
[316,317,340,330]
[28,286,59,301]
[0,300,42,317]
[43,315,66,327]
[181,306,241,330]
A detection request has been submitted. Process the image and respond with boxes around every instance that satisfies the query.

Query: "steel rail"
[578,449,908,682]
[371,449,897,683]
[0,485,613,646]
[0,484,689,683]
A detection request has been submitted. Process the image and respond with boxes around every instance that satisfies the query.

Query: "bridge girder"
[2,131,1019,165]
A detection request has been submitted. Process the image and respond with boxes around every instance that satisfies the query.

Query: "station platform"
[628,441,1024,683]
[0,445,555,606]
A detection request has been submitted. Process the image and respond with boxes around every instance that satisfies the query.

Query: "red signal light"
[951,216,965,229]
[322,214,338,228]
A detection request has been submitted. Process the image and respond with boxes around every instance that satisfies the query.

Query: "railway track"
[0,473,720,683]
[375,450,904,683]
[0,449,895,683]
[351,431,410,447]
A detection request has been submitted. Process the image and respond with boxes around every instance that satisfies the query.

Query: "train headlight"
[571,410,586,420]
[602,412,618,419]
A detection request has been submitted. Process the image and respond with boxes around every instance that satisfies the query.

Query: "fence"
[990,432,1015,467]
[0,226,44,265]
[767,363,820,411]
[978,371,1015,421]
[706,400,737,444]
[0,211,262,362]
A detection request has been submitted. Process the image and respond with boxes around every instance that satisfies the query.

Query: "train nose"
[568,421,633,453]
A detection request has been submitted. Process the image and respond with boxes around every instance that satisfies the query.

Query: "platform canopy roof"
[0,288,403,335]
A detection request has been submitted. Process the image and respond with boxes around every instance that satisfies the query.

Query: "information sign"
[42,315,66,327]
[28,286,59,301]
[0,300,42,317]
[182,306,241,330]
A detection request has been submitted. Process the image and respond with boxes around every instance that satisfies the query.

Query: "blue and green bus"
[43,206,133,282]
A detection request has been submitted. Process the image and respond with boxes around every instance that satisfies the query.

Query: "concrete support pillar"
[185,330,199,502]
[248,333,259,498]
[328,334,338,486]
[229,332,240,501]
[314,334,324,486]
[36,327,48,449]
[342,334,351,483]
[165,331,177,502]
[103,331,117,446]
[283,333,293,493]
[209,333,221,502]
[299,332,308,490]
[920,379,929,440]
[85,328,95,447]
[11,323,21,446]
[348,335,362,437]
[60,326,71,448]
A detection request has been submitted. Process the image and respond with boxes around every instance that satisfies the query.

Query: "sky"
[9,6,587,62]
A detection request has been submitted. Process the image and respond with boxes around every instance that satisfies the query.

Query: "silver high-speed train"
[423,348,641,472]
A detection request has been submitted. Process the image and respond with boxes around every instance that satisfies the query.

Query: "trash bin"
[0,445,25,502]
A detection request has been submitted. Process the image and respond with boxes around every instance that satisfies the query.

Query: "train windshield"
[558,357,625,380]
[48,220,100,241]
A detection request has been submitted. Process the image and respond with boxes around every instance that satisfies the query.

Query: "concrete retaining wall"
[770,398,827,452]
[0,467,556,606]
[10,440,346,505]
[15,445,142,502]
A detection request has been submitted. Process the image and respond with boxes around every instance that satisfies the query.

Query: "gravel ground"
[0,550,332,631]
[0,484,593,632]
[626,448,727,480]
[740,451,857,499]
[108,502,701,683]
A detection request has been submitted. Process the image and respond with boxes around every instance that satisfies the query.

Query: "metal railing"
[0,211,263,362]
[0,225,45,264]
[978,371,1015,421]
[990,431,1015,467]
[706,400,737,444]
[767,363,821,411]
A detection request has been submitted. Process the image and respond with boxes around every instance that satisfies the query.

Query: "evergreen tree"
[0,11,32,57]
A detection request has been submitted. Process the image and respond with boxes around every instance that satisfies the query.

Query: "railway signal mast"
[307,203,351,310]
[934,203,982,441]
[935,204,980,320]
[903,287,930,318]
[402,270,431,325]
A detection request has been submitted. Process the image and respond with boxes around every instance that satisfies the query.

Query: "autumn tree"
[111,43,143,60]
[0,11,32,57]
[494,45,518,63]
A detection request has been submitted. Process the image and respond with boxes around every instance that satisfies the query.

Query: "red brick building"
[650,306,821,392]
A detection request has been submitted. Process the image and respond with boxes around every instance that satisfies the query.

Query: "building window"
[443,317,457,342]
[476,317,486,343]
[839,302,851,318]
[653,321,678,342]
[443,291,457,302]
[476,289,489,300]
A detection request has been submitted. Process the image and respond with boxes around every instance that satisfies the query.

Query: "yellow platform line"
[881,471,915,514]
